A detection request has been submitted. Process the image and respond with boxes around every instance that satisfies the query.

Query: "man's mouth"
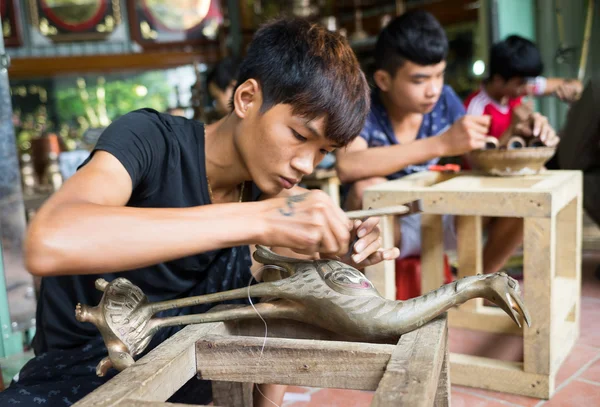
[279,176,298,189]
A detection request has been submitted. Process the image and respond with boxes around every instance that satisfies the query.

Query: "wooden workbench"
[73,311,450,407]
[362,170,583,399]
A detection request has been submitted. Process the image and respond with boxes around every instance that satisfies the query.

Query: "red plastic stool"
[395,255,453,300]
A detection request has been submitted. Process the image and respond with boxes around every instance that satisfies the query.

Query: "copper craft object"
[76,246,531,377]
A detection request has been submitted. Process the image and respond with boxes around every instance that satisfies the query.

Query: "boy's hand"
[324,217,400,269]
[259,190,353,257]
[555,80,583,103]
[513,112,559,147]
[439,115,490,156]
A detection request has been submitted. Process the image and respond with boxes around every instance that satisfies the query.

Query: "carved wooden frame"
[1,0,22,47]
[126,0,225,51]
[27,0,123,43]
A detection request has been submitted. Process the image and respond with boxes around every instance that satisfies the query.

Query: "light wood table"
[74,310,450,407]
[362,170,583,399]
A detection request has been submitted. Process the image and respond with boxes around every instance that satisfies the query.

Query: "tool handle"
[345,204,410,219]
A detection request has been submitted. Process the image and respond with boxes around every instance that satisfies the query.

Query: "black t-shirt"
[32,108,259,355]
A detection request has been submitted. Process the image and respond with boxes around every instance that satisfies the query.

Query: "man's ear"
[373,69,392,92]
[233,79,261,119]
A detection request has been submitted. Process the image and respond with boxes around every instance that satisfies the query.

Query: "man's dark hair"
[375,10,448,75]
[206,56,241,91]
[488,35,543,81]
[234,17,370,147]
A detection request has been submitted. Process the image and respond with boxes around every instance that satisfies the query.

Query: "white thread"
[248,265,286,407]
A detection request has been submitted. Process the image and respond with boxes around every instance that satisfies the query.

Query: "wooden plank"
[447,306,523,336]
[530,171,580,192]
[115,400,215,407]
[455,216,483,311]
[362,172,586,218]
[365,189,554,218]
[196,335,396,390]
[74,323,228,407]
[231,318,360,342]
[523,217,555,376]
[346,205,410,219]
[551,321,578,378]
[421,214,445,294]
[554,195,582,345]
[551,277,578,331]
[555,199,580,280]
[211,381,254,407]
[432,175,543,190]
[424,192,553,218]
[8,50,221,79]
[449,353,553,399]
[528,171,582,217]
[364,215,397,300]
[434,340,451,407]
[372,316,447,407]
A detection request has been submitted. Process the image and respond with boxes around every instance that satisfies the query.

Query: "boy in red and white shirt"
[464,35,580,146]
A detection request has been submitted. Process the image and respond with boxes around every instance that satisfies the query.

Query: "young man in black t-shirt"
[2,18,399,406]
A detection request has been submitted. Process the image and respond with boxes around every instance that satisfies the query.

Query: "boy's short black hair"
[234,17,370,147]
[206,56,241,91]
[375,10,448,75]
[489,35,543,81]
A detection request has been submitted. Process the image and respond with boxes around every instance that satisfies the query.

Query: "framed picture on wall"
[127,0,224,49]
[27,0,123,43]
[1,0,22,47]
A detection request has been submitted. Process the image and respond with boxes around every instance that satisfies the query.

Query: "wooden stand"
[301,168,341,207]
[74,310,450,407]
[363,170,583,399]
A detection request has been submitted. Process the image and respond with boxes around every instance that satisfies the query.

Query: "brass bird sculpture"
[75,245,531,377]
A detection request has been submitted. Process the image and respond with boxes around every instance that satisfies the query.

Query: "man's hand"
[257,190,399,269]
[325,217,400,269]
[258,190,353,257]
[438,115,491,156]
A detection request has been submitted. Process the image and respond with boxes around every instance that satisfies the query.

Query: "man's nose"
[291,154,314,176]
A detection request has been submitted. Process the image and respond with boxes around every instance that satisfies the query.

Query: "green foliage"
[54,70,173,125]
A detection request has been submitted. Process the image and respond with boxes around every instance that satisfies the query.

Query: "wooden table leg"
[364,215,396,300]
[456,216,483,311]
[555,197,582,336]
[523,217,555,380]
[434,337,450,407]
[212,381,254,407]
[372,316,447,407]
[421,214,445,294]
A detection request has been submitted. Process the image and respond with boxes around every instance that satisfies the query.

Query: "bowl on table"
[467,146,557,176]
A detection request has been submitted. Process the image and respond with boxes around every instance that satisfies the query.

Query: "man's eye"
[292,130,307,142]
[320,149,329,155]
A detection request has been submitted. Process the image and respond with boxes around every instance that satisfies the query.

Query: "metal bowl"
[467,147,557,176]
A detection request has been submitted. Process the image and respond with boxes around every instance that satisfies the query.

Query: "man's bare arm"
[335,136,445,184]
[25,151,267,277]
